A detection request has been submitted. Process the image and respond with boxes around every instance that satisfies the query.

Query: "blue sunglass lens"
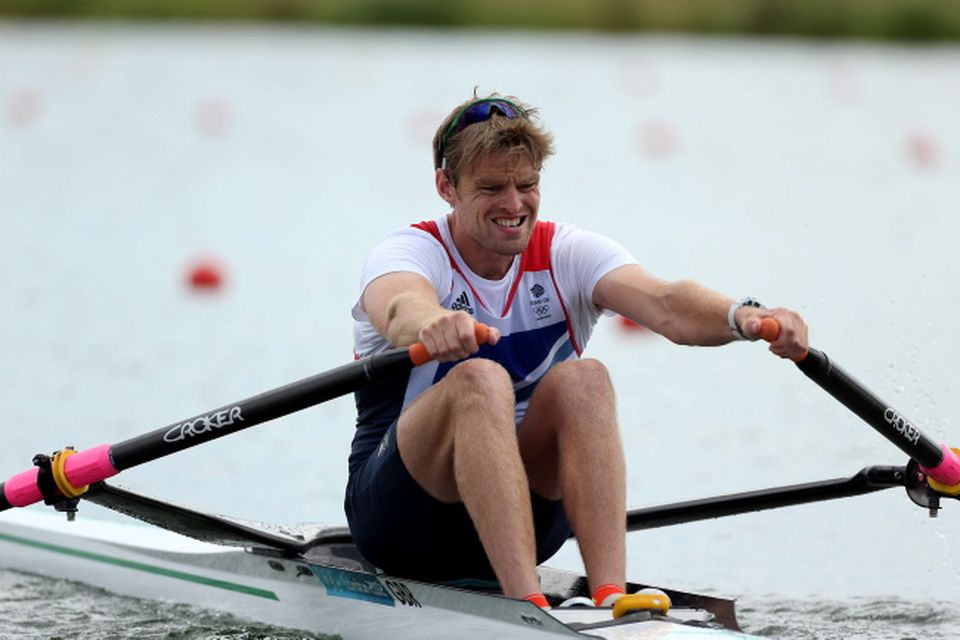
[459,100,521,126]
[440,99,526,165]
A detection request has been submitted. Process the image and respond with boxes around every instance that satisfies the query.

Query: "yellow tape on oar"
[50,447,89,499]
[612,589,672,619]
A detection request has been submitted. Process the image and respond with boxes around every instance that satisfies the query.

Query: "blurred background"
[1,2,959,639]
[3,0,960,40]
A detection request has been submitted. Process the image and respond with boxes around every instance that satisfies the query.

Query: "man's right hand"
[417,311,500,362]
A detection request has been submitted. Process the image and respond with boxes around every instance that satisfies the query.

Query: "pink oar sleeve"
[920,444,960,487]
[3,468,42,507]
[2,444,118,508]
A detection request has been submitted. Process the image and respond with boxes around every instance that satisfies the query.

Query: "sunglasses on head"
[439,98,527,166]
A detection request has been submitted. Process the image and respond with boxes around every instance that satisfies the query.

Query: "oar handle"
[758,317,807,361]
[758,317,782,343]
[759,317,960,490]
[408,323,490,366]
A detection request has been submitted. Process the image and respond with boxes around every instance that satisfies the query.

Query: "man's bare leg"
[519,358,627,594]
[396,358,541,599]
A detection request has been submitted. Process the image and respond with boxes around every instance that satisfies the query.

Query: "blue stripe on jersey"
[432,321,570,386]
[513,338,576,405]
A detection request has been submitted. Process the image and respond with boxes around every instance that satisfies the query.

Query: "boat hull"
[0,509,752,639]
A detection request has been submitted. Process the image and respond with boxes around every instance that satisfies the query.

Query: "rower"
[344,91,809,609]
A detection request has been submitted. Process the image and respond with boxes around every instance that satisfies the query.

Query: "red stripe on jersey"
[411,220,491,313]
[502,221,555,315]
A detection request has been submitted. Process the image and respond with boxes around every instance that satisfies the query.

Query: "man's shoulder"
[372,221,446,249]
[547,220,613,247]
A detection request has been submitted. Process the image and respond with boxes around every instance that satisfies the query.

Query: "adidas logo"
[530,283,545,298]
[450,291,475,315]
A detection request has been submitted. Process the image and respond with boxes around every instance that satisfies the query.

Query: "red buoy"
[5,88,42,129]
[618,316,647,332]
[186,259,225,290]
[636,120,677,159]
[905,132,939,170]
[194,97,234,139]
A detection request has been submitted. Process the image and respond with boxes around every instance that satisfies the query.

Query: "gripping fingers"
[759,317,808,362]
[409,323,491,366]
[759,317,781,342]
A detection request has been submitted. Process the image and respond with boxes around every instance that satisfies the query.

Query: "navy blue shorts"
[345,420,572,583]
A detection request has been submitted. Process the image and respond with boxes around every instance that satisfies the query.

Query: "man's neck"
[447,215,516,280]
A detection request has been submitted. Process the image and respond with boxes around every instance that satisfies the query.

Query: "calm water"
[2,21,960,639]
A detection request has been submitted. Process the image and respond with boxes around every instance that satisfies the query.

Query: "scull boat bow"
[0,481,752,639]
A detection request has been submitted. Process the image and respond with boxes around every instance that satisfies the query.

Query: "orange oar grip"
[474,322,490,344]
[759,317,781,342]
[408,344,430,366]
[759,316,808,362]
[408,323,490,367]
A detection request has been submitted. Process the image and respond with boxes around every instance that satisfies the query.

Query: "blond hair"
[432,93,555,182]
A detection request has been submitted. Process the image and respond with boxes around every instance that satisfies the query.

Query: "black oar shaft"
[621,465,905,532]
[111,348,413,470]
[759,318,951,475]
[0,347,416,511]
[2,323,492,512]
[797,348,943,468]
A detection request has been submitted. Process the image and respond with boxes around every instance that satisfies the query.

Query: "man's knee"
[444,358,514,400]
[401,358,514,442]
[545,358,613,396]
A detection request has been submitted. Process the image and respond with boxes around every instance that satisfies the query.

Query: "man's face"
[443,152,541,275]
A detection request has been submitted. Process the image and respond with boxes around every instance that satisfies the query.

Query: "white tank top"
[352,215,636,423]
[403,218,579,423]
